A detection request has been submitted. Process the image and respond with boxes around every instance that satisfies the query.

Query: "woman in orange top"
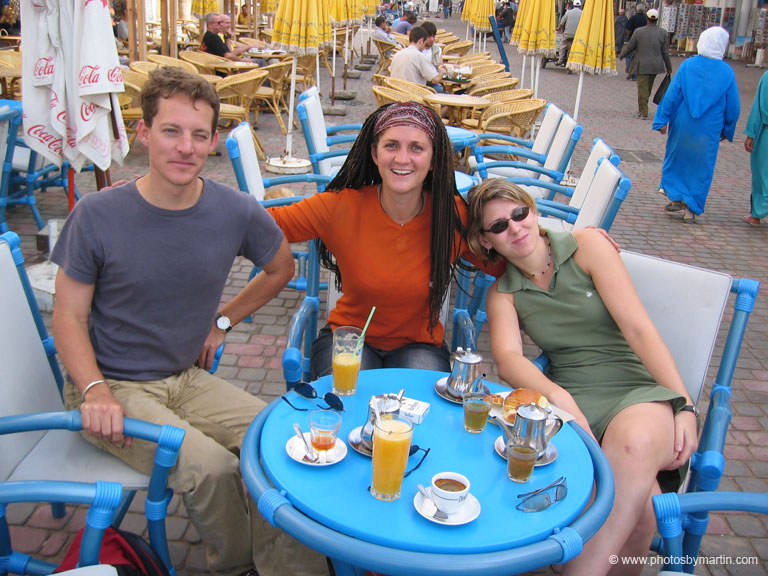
[268,102,500,378]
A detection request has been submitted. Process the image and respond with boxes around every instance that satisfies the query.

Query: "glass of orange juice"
[332,326,363,396]
[371,415,413,501]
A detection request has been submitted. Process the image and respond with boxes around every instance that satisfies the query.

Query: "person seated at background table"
[465,179,698,576]
[374,15,400,47]
[51,66,327,576]
[390,26,447,92]
[393,11,417,34]
[420,21,444,69]
[267,102,504,379]
[201,12,253,61]
[237,3,250,26]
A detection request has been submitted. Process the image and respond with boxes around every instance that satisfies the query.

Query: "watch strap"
[680,404,699,417]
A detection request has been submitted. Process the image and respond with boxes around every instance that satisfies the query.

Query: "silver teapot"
[445,347,483,398]
[509,404,563,457]
[360,391,403,451]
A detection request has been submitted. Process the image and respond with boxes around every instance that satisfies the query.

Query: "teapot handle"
[546,416,563,441]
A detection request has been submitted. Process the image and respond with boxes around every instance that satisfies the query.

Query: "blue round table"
[242,369,614,576]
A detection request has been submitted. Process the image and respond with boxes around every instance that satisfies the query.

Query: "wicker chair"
[468,72,517,88]
[383,77,437,98]
[373,39,398,74]
[442,40,473,57]
[179,50,231,74]
[372,74,389,86]
[281,53,316,93]
[468,77,521,97]
[465,88,533,120]
[250,61,292,134]
[460,98,547,138]
[454,52,492,64]
[468,62,506,77]
[129,61,160,75]
[118,74,145,145]
[371,86,441,116]
[147,54,200,73]
[0,52,21,68]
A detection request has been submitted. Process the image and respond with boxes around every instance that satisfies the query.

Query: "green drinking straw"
[355,306,376,354]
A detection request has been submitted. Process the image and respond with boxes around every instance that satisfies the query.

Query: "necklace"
[523,241,552,279]
[378,185,426,226]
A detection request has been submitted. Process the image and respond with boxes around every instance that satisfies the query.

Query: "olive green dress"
[497,230,687,441]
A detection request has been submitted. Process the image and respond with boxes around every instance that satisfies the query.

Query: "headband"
[373,102,437,142]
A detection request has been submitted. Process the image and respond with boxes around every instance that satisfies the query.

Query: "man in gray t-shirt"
[51,68,321,576]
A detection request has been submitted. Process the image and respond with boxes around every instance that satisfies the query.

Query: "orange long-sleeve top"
[268,185,504,351]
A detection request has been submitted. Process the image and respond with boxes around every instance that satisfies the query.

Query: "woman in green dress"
[465,179,698,576]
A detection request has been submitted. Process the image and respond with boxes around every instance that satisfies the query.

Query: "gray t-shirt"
[52,179,284,381]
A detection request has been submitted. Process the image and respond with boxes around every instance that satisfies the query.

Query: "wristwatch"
[215,313,232,333]
[680,404,700,417]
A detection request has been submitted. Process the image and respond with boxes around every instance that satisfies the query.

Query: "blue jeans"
[310,325,451,380]
[427,82,445,93]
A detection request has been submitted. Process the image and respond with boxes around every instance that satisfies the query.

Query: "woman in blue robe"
[653,26,740,223]
[743,70,768,227]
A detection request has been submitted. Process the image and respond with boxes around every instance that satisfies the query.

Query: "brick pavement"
[4,17,768,575]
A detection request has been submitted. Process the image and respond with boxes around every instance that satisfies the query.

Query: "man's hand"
[745,136,754,153]
[659,125,667,135]
[198,325,227,371]
[80,382,130,446]
[585,225,621,252]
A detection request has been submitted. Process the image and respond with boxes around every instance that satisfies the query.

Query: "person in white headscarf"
[652,26,740,223]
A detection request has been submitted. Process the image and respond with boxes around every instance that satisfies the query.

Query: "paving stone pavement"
[5,17,768,575]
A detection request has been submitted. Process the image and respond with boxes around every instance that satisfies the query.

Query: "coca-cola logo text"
[79,65,101,88]
[49,90,59,110]
[27,125,63,156]
[34,57,55,79]
[56,110,67,123]
[84,0,109,7]
[107,66,123,84]
[81,102,97,122]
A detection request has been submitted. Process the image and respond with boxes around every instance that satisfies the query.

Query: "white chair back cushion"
[571,159,621,230]
[621,251,731,402]
[230,123,265,200]
[0,240,64,481]
[528,104,563,164]
[301,91,336,175]
[0,239,150,489]
[569,138,614,210]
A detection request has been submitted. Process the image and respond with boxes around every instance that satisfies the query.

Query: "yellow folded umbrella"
[513,0,556,56]
[567,0,616,73]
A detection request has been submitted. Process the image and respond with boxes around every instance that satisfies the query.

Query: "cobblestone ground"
[5,17,768,576]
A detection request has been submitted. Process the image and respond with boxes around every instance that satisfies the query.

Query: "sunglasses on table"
[281,382,344,412]
[482,206,531,235]
[367,445,430,491]
[516,476,567,512]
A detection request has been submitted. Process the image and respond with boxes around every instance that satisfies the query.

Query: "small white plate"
[413,487,481,526]
[493,435,558,466]
[434,376,463,404]
[347,425,373,457]
[285,433,348,466]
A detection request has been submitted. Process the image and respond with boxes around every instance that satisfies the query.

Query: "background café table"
[241,368,614,576]
[424,93,491,126]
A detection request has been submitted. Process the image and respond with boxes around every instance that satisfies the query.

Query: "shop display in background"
[674,5,723,53]
[755,8,768,50]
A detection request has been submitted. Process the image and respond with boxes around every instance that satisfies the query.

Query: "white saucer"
[493,435,558,466]
[285,433,348,466]
[347,425,372,457]
[434,377,463,404]
[413,487,481,525]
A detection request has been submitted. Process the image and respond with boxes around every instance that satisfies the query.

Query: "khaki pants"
[65,367,328,576]
[637,73,657,117]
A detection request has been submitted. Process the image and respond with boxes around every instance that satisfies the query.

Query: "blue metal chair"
[226,122,332,325]
[0,480,123,575]
[0,100,80,233]
[0,231,185,576]
[653,491,768,573]
[530,251,760,568]
[468,112,582,199]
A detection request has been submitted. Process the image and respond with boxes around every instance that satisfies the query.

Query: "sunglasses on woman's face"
[281,382,344,412]
[482,206,531,235]
[515,476,567,512]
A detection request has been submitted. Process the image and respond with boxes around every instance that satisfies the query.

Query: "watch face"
[216,315,231,331]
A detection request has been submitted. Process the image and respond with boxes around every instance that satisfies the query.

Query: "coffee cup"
[430,472,470,516]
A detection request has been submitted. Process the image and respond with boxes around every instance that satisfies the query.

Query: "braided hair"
[319,102,465,334]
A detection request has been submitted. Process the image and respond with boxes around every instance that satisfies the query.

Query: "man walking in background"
[619,8,672,119]
[556,0,582,67]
